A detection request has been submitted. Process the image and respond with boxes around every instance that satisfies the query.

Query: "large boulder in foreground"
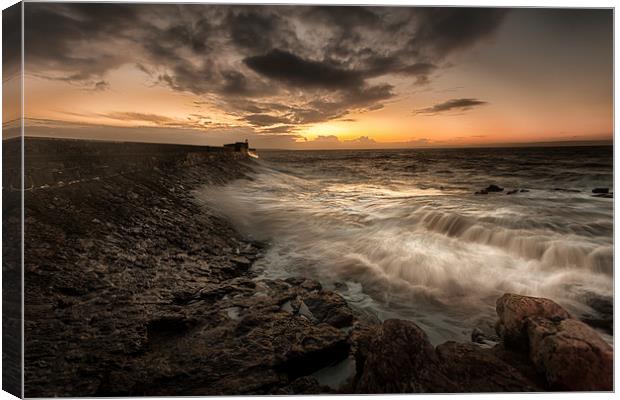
[497,293,613,391]
[356,295,613,393]
[436,342,543,392]
[353,319,544,393]
[527,317,613,391]
[496,293,570,348]
[354,319,456,393]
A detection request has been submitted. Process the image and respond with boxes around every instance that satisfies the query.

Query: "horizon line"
[7,134,614,151]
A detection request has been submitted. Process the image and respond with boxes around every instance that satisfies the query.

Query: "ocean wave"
[196,147,613,343]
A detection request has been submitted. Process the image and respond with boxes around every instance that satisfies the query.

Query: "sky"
[5,4,614,148]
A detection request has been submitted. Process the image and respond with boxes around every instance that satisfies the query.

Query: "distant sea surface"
[200,146,613,344]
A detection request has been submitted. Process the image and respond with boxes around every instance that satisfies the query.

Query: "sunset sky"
[9,4,614,148]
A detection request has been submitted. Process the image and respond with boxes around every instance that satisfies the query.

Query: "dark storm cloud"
[24,3,143,82]
[305,6,381,30]
[279,84,394,125]
[24,4,511,129]
[157,18,212,54]
[228,12,275,50]
[398,62,438,84]
[409,8,509,57]
[348,53,438,83]
[2,3,22,79]
[233,83,394,131]
[244,49,364,90]
[226,10,298,53]
[413,98,488,115]
[219,71,251,95]
[348,84,395,107]
[244,113,292,127]
[240,48,396,127]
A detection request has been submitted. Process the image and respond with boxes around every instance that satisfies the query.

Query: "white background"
[0,0,616,399]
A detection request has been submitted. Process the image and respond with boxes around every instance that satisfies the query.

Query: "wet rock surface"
[528,318,613,391]
[352,319,545,393]
[23,156,613,396]
[485,184,504,192]
[351,294,612,393]
[496,294,613,391]
[581,293,613,334]
[24,157,351,396]
[474,184,504,195]
[354,319,456,393]
[495,293,571,348]
[436,341,544,392]
[23,156,360,397]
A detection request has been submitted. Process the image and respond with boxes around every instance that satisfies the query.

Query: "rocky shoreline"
[23,155,613,396]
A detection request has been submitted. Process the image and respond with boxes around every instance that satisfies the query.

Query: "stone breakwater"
[3,137,249,191]
[17,139,612,396]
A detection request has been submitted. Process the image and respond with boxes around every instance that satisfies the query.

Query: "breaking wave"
[197,146,613,343]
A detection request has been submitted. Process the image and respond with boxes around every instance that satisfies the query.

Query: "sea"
[199,146,613,344]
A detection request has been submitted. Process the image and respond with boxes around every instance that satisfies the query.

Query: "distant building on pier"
[224,141,249,154]
[223,140,258,158]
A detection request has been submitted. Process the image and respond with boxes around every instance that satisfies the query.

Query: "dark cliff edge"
[16,138,612,396]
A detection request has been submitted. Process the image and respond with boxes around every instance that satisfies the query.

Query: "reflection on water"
[197,146,613,344]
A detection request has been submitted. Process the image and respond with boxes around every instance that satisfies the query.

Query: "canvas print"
[1,2,614,397]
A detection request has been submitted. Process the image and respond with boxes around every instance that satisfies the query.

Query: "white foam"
[195,155,613,343]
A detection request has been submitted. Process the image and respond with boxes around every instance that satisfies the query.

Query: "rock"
[496,293,613,391]
[495,293,570,348]
[527,318,612,391]
[505,189,518,195]
[303,291,354,328]
[225,306,242,320]
[475,184,503,195]
[520,189,530,192]
[593,192,613,198]
[23,153,348,397]
[354,319,456,393]
[270,376,329,395]
[298,301,315,321]
[354,317,545,393]
[592,187,609,194]
[580,293,613,334]
[471,327,485,343]
[470,327,498,345]
[229,256,252,268]
[553,188,580,193]
[285,277,322,292]
[436,342,543,392]
[486,184,504,192]
[280,301,294,313]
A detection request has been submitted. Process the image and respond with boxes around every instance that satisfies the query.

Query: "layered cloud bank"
[21,5,505,129]
[16,5,612,146]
